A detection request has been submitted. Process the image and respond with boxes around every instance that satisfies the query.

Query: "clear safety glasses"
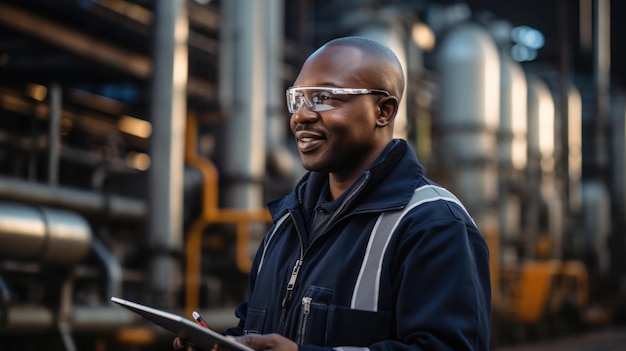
[286,86,390,113]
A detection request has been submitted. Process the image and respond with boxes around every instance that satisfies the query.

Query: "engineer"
[175,35,491,351]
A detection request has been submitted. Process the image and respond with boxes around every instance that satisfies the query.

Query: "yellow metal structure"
[183,114,273,316]
[499,259,588,324]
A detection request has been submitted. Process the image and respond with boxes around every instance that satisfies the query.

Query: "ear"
[375,96,399,127]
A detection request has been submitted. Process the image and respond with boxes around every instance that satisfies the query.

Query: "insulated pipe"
[218,0,267,209]
[0,176,146,220]
[1,305,139,334]
[0,201,92,263]
[264,0,301,180]
[147,0,187,308]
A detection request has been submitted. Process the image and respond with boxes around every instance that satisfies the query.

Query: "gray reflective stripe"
[257,212,290,274]
[350,185,473,311]
[334,347,369,351]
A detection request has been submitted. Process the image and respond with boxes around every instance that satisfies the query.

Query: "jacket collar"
[267,139,423,220]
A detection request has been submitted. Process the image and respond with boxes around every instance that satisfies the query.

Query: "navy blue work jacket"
[226,139,491,351]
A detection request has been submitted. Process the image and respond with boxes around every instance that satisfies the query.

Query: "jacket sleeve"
[387,216,491,351]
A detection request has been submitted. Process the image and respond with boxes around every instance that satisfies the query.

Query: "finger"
[173,337,186,350]
[235,334,258,347]
[235,334,273,350]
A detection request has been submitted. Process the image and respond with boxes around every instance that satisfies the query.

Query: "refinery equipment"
[0,1,624,350]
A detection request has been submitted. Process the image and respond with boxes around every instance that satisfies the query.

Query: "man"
[175,36,491,351]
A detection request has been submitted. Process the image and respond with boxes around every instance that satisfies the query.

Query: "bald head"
[316,36,405,101]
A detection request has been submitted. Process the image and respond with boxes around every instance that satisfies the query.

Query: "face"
[289,46,389,178]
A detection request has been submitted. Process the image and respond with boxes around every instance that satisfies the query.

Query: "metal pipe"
[0,304,242,335]
[0,176,146,220]
[0,201,92,264]
[218,0,267,209]
[0,3,151,79]
[92,237,123,300]
[264,0,302,179]
[593,0,610,174]
[48,83,61,186]
[147,0,187,308]
[1,305,139,334]
[557,0,571,214]
[183,114,272,315]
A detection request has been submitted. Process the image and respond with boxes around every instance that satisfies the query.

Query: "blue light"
[511,25,545,50]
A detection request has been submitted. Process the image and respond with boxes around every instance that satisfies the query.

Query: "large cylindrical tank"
[497,53,527,265]
[527,75,555,173]
[353,24,409,140]
[0,201,92,263]
[438,22,500,162]
[567,84,583,213]
[436,22,500,218]
[436,22,500,300]
[526,75,564,259]
[499,55,527,170]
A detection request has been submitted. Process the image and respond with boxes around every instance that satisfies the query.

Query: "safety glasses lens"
[286,88,338,113]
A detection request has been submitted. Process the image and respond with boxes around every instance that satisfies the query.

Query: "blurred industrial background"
[0,0,625,350]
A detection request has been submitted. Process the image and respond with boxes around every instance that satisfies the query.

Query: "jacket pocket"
[296,286,333,345]
[244,307,267,334]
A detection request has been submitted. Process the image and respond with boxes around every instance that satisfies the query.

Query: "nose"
[291,102,319,124]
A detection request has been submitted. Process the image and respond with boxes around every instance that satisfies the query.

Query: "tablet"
[111,296,253,351]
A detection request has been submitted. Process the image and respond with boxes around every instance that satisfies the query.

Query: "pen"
[192,311,210,329]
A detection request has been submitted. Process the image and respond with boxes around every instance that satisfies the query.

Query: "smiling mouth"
[295,131,325,152]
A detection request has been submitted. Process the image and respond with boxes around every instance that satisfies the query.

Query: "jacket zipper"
[279,176,370,334]
[279,211,305,330]
[280,258,302,322]
[296,296,312,344]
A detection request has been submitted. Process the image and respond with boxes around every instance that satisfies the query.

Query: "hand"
[234,333,297,351]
